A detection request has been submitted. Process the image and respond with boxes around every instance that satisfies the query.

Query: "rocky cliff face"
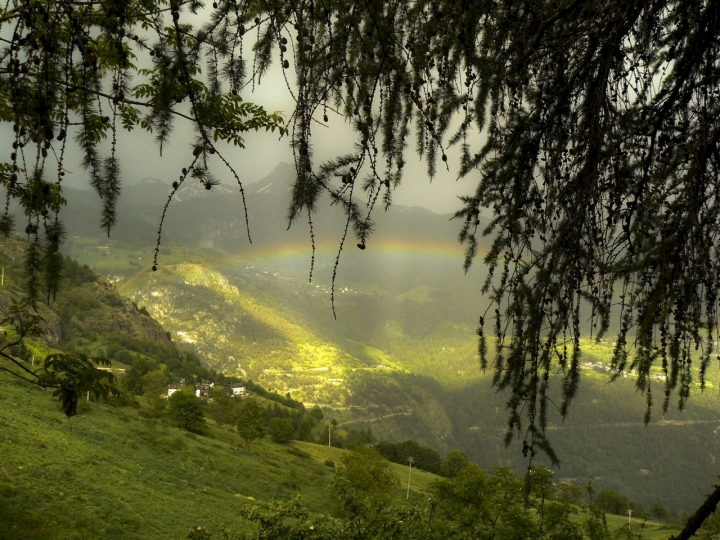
[88,280,173,348]
[0,238,174,355]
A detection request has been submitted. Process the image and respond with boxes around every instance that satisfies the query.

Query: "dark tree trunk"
[672,481,720,540]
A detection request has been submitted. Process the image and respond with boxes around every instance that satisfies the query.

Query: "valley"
[7,162,717,512]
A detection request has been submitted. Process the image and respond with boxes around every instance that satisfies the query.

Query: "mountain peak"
[138,177,169,187]
[250,162,295,196]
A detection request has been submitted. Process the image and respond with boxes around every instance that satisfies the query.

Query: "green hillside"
[60,241,720,512]
[0,233,713,537]
[0,371,684,539]
[32,166,720,512]
[0,371,441,539]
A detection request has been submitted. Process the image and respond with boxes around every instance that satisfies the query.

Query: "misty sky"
[0,53,482,216]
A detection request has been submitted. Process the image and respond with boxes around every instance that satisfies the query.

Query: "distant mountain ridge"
[58,162,483,258]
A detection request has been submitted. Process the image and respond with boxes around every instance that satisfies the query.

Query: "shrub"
[269,418,295,444]
[169,391,205,433]
[286,446,310,459]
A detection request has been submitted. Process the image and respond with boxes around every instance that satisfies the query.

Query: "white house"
[229,383,247,397]
[195,381,215,398]
[167,383,182,397]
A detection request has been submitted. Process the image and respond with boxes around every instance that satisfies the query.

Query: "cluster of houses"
[166,379,247,400]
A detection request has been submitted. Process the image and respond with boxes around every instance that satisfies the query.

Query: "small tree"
[269,418,295,444]
[142,370,168,413]
[308,406,324,421]
[295,420,312,442]
[236,400,265,452]
[208,388,237,426]
[440,449,470,479]
[650,503,668,522]
[595,490,631,516]
[556,483,586,507]
[123,358,151,396]
[331,445,398,520]
[169,391,205,433]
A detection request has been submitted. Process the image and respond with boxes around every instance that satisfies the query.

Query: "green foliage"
[123,357,152,395]
[62,256,97,286]
[439,449,470,479]
[40,353,120,418]
[431,464,585,540]
[345,428,375,449]
[0,0,286,310]
[431,464,529,535]
[650,503,669,522]
[236,399,265,451]
[0,298,120,417]
[0,366,682,539]
[296,419,313,442]
[238,496,343,540]
[169,390,205,433]
[269,418,295,444]
[557,483,587,507]
[584,503,613,540]
[331,445,398,519]
[285,445,311,460]
[595,489,645,517]
[375,439,442,474]
[142,369,168,413]
[245,379,305,411]
[698,507,720,539]
[208,388,238,426]
[0,370,354,538]
[113,248,720,510]
[309,405,324,421]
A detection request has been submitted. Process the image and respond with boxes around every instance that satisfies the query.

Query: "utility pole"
[628,509,632,527]
[328,423,332,447]
[2,266,5,286]
[406,457,414,500]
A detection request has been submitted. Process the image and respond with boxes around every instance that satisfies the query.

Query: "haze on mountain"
[39,163,720,514]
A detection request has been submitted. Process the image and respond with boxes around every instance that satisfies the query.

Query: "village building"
[167,383,182,397]
[195,380,215,398]
[229,383,247,397]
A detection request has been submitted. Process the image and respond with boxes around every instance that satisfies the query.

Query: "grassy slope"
[0,372,439,540]
[0,371,681,540]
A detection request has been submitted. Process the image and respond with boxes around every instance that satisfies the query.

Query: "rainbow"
[215,238,468,265]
